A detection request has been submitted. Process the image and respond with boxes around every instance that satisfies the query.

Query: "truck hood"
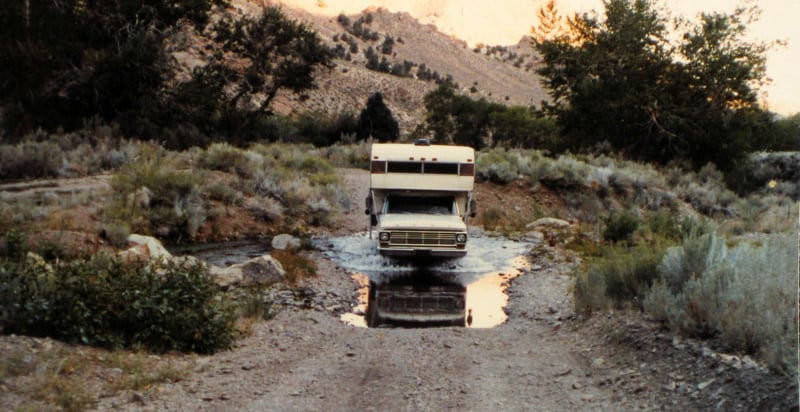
[379,214,466,231]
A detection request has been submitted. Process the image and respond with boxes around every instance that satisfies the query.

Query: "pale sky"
[281,0,799,115]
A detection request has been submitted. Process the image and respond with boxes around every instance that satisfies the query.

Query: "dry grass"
[0,339,191,411]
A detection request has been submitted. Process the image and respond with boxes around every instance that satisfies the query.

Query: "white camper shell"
[366,141,475,258]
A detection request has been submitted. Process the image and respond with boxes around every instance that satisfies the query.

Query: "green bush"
[576,245,663,311]
[0,256,234,353]
[602,211,640,243]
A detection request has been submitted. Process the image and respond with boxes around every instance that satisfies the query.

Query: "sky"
[280,0,799,115]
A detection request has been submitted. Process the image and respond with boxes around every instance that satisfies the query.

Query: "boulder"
[271,234,301,251]
[126,234,173,261]
[525,218,571,230]
[209,255,285,289]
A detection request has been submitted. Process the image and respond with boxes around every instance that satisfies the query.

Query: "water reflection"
[328,234,532,329]
[365,271,467,328]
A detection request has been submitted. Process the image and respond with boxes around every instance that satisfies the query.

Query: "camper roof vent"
[413,139,431,146]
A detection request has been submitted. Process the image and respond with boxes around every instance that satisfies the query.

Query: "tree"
[0,0,226,138]
[533,0,775,174]
[419,83,502,149]
[357,93,399,142]
[213,7,333,119]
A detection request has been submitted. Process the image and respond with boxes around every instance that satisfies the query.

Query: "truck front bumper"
[378,246,467,258]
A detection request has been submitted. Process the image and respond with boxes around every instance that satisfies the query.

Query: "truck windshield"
[386,195,455,215]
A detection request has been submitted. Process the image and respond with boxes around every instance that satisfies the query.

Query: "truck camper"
[365,140,476,257]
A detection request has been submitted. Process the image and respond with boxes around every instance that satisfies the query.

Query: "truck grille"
[388,231,458,247]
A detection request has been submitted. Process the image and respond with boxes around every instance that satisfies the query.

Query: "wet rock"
[272,234,301,250]
[209,255,285,289]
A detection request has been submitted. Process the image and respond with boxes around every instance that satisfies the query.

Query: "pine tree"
[357,92,399,142]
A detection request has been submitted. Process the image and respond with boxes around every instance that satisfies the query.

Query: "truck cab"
[366,140,475,258]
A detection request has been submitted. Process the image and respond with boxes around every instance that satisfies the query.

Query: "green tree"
[420,83,502,149]
[0,0,226,138]
[357,92,399,142]
[213,7,333,122]
[533,0,775,174]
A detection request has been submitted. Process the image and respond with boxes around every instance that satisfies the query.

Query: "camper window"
[385,195,455,215]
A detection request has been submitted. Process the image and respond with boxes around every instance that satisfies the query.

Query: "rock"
[525,218,570,229]
[271,234,301,250]
[126,234,173,261]
[209,255,285,289]
[590,358,605,369]
[697,378,715,391]
[522,231,545,243]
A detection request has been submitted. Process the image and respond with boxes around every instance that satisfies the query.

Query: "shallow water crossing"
[322,233,533,328]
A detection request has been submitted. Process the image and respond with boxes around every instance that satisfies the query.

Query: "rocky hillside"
[233,0,548,133]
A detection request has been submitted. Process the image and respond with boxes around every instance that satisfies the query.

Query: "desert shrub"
[531,154,589,189]
[272,250,317,285]
[602,211,640,243]
[110,144,206,239]
[102,223,131,248]
[205,181,243,206]
[573,265,611,316]
[324,141,371,168]
[577,245,663,310]
[0,139,62,181]
[476,148,532,184]
[244,196,285,222]
[658,231,723,293]
[0,256,235,353]
[246,143,347,221]
[644,234,798,375]
[673,164,739,216]
[197,143,261,178]
[645,210,681,240]
[1,229,28,260]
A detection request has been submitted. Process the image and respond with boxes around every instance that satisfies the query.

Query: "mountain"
[232,0,548,133]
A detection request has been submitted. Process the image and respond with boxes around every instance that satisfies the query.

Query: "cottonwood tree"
[213,7,333,117]
[533,0,777,175]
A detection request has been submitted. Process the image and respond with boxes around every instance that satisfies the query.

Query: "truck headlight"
[379,232,391,241]
[456,233,467,243]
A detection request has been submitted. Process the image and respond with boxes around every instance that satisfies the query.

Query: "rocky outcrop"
[208,255,285,290]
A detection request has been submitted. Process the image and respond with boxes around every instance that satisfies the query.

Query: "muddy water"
[322,233,533,328]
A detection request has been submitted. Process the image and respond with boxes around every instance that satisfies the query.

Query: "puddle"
[169,240,269,267]
[322,234,532,328]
